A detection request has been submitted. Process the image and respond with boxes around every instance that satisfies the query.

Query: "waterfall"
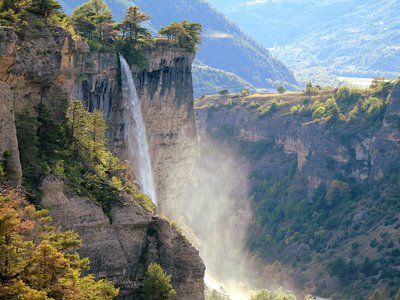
[119,54,157,205]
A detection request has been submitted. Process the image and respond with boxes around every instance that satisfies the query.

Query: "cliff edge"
[0,24,205,299]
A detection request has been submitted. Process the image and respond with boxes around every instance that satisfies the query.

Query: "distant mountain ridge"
[211,0,400,86]
[60,0,298,95]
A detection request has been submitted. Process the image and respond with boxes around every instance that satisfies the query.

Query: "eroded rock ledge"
[41,176,204,299]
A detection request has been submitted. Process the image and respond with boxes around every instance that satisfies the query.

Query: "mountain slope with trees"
[60,0,298,93]
[212,0,400,86]
[195,79,400,298]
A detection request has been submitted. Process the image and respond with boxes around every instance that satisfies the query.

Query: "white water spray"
[119,54,157,205]
[181,137,257,299]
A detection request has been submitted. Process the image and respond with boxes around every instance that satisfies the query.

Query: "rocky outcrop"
[0,26,83,115]
[0,81,22,185]
[0,26,199,214]
[0,28,17,79]
[40,176,204,299]
[195,84,400,298]
[0,25,205,298]
[196,82,400,193]
[135,43,199,219]
[370,81,400,179]
[71,42,199,220]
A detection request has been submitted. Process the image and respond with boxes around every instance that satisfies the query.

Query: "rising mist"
[181,136,254,299]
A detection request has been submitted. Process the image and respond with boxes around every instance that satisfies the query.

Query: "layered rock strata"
[0,81,22,184]
[0,25,204,299]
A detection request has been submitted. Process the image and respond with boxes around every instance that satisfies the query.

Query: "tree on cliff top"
[277,85,286,94]
[0,190,119,299]
[0,0,28,27]
[142,263,177,299]
[29,0,62,18]
[0,0,30,13]
[71,0,115,47]
[0,0,65,29]
[159,20,202,53]
[118,5,151,44]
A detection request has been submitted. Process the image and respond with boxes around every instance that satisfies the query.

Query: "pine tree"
[71,0,113,42]
[87,111,107,155]
[35,102,63,159]
[0,0,14,11]
[29,0,62,18]
[119,6,150,43]
[0,191,119,299]
[142,263,177,300]
[66,100,89,146]
[159,21,201,52]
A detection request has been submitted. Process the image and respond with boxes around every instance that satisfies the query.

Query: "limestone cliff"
[135,44,199,219]
[195,84,400,298]
[195,84,400,192]
[0,81,22,184]
[0,25,204,299]
[41,176,204,300]
[72,43,199,219]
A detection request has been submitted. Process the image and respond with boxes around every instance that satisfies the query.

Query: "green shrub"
[134,192,156,214]
[117,41,148,69]
[259,100,279,116]
[241,88,250,97]
[312,106,326,120]
[290,105,300,114]
[205,286,231,300]
[362,97,385,115]
[53,160,65,178]
[248,101,260,110]
[326,180,351,207]
[277,85,286,94]
[142,263,177,300]
[336,86,363,111]
[250,288,296,300]
[371,78,394,99]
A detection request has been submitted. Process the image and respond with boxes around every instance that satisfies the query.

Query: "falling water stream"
[119,54,267,299]
[119,54,157,205]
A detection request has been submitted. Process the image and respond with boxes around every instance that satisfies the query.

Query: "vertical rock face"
[196,82,400,193]
[71,45,200,221]
[72,52,125,148]
[0,81,22,184]
[0,26,205,299]
[0,28,17,79]
[135,44,199,218]
[370,81,400,179]
[41,176,205,300]
[0,26,82,115]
